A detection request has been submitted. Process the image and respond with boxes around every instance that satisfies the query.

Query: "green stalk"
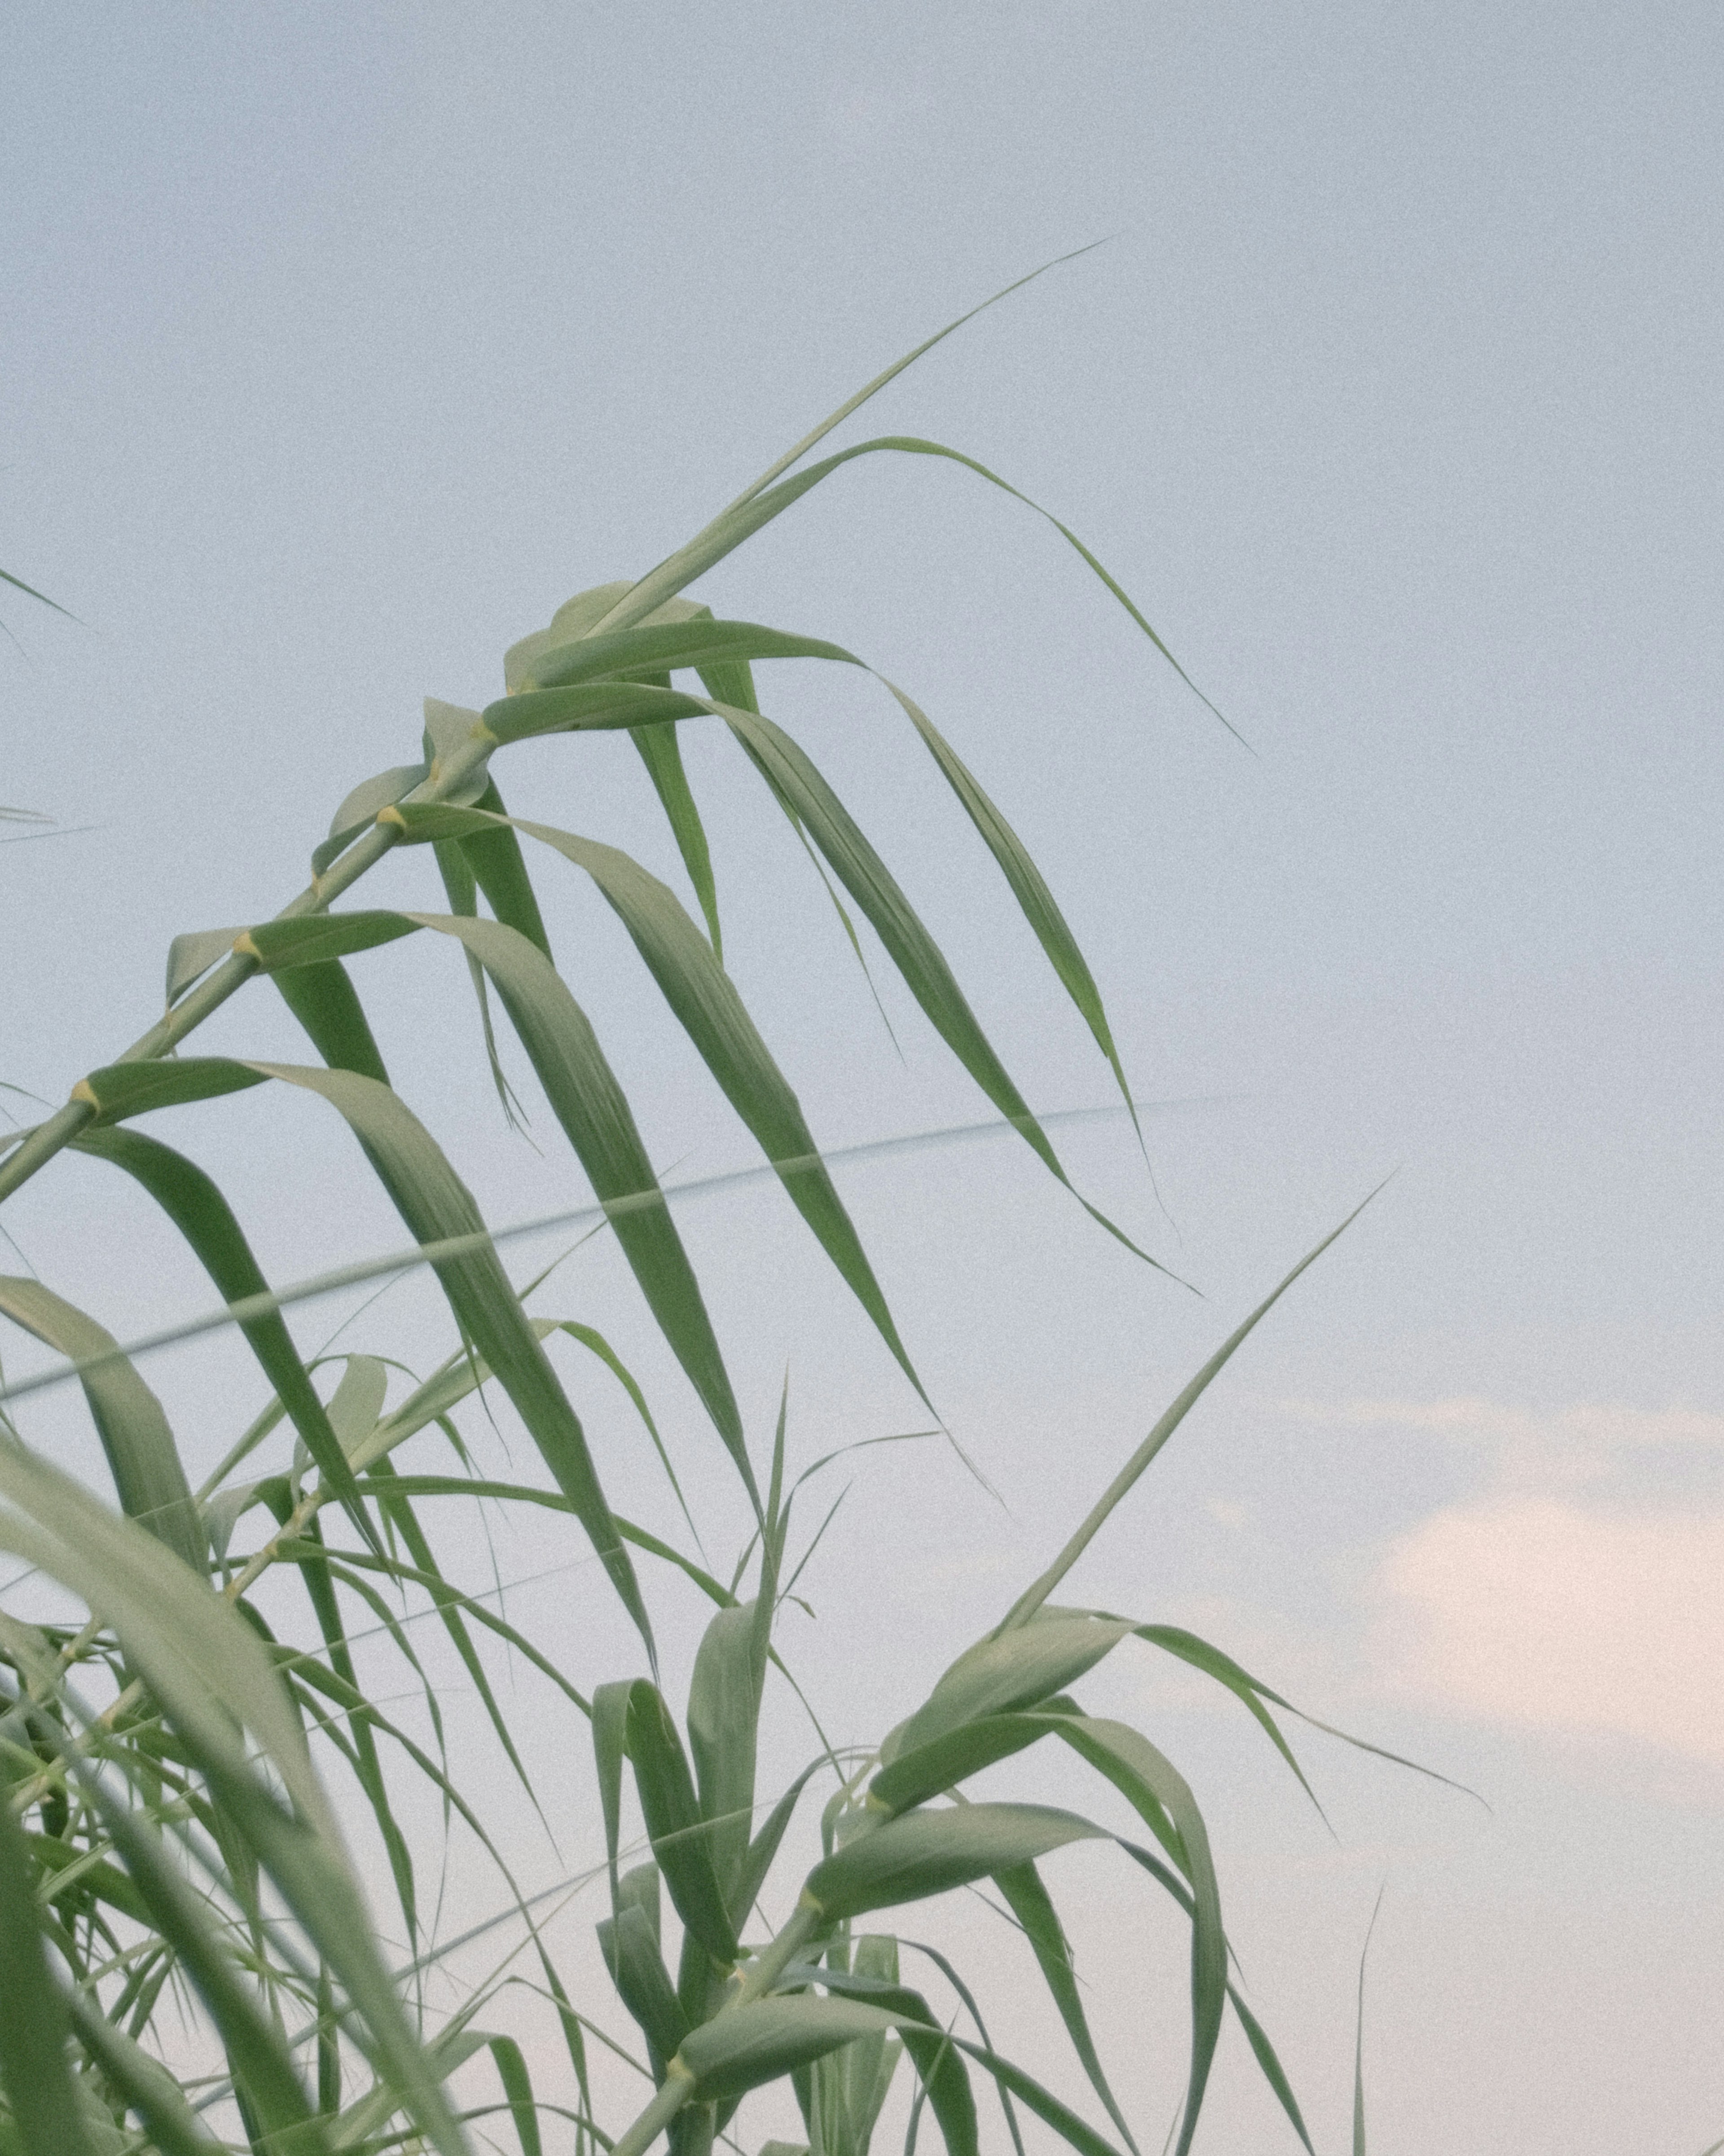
[608,2063,697,2156]
[0,728,498,1208]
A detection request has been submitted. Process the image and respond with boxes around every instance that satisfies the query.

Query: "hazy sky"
[5,5,1723,2151]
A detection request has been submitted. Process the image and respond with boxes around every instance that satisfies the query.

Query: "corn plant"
[0,270,1392,2156]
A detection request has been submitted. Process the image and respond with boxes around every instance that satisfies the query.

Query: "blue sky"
[5,4,1723,2149]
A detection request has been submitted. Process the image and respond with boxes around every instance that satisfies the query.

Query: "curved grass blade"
[485,680,707,746]
[247,1059,655,1659]
[308,1535,592,1724]
[280,1516,421,1949]
[632,710,723,958]
[1353,1890,1384,2156]
[165,927,248,1009]
[990,1861,1139,2156]
[677,1998,910,2105]
[248,911,752,1501]
[272,960,393,1086]
[387,802,927,1414]
[313,763,426,878]
[585,249,1108,637]
[431,824,528,1128]
[998,1189,1386,1633]
[486,2034,545,2156]
[711,707,1172,1274]
[508,620,857,697]
[868,1714,1057,1817]
[805,1804,1102,1922]
[0,1277,204,1571]
[880,677,1142,1146]
[62,1992,221,2155]
[945,2035,1124,2156]
[68,1126,372,1534]
[0,1790,93,2156]
[686,1601,761,1906]
[783,1960,973,2156]
[1040,1717,1222,2156]
[455,779,552,961]
[70,1769,329,2153]
[883,1612,1133,1767]
[598,1902,688,2073]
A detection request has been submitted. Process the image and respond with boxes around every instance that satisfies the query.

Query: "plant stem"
[726,1897,825,2012]
[0,731,497,1209]
[609,2066,696,2156]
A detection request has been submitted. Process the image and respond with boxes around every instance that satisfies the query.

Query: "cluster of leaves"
[1,272,1386,2156]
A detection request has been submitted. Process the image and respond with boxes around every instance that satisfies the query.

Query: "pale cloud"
[1376,1497,1724,1766]
[1281,1393,1724,1493]
[1287,1396,1724,1769]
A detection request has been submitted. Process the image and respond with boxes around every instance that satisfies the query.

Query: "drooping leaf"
[0,1791,92,2156]
[677,1998,910,2104]
[386,803,926,1411]
[245,913,753,1498]
[0,1277,204,1571]
[1040,1716,1223,2156]
[712,706,1170,1273]
[68,1126,371,1529]
[805,1804,1102,1922]
[992,1862,1138,2156]
[271,959,393,1085]
[881,1614,1134,1764]
[246,1059,655,1657]
[997,1192,1385,1633]
[597,1903,689,2074]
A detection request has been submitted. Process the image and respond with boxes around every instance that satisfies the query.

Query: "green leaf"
[686,1600,762,1906]
[506,618,858,696]
[73,1771,329,2153]
[240,914,418,971]
[730,1759,827,1928]
[68,1126,372,1531]
[164,927,247,1008]
[868,1713,1055,1817]
[387,803,925,1412]
[880,677,1141,1143]
[484,680,707,747]
[272,960,393,1085]
[486,2035,545,2156]
[455,778,552,960]
[0,1791,93,2156]
[945,2034,1126,2156]
[247,1058,655,1657]
[632,715,723,959]
[992,1862,1138,2156]
[72,1058,266,1124]
[0,1277,204,1571]
[246,913,754,1499]
[882,1614,1135,1764]
[624,1680,739,1964]
[787,1958,970,2156]
[805,1805,1102,1921]
[312,763,425,877]
[997,1191,1385,1632]
[677,1998,909,2104]
[712,706,1170,1274]
[591,1680,632,1915]
[62,1994,221,2155]
[598,1904,689,2073]
[1040,1717,1223,2156]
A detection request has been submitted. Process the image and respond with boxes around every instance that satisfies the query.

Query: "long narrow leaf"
[0,1277,204,1572]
